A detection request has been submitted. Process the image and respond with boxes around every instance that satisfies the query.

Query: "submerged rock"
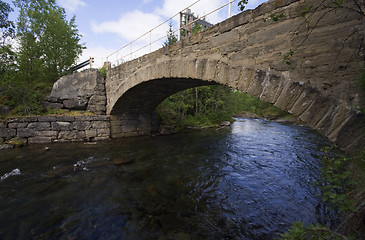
[0,144,14,150]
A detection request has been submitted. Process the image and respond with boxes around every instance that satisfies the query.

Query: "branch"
[336,199,365,233]
[312,227,349,240]
[352,0,365,17]
[296,0,328,31]
[296,8,334,51]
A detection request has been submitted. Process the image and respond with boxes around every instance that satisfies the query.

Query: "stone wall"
[110,113,159,138]
[0,115,110,149]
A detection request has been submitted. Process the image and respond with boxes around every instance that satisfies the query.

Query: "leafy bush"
[155,85,287,128]
[99,66,107,79]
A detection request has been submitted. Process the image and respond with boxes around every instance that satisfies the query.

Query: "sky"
[5,0,268,68]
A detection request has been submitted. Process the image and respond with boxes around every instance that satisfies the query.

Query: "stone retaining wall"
[0,115,110,149]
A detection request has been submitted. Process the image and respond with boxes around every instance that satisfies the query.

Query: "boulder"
[47,69,106,112]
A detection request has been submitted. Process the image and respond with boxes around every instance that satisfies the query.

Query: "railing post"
[228,0,232,18]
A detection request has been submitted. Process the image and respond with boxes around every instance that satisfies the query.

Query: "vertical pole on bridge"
[228,0,232,18]
[130,43,132,61]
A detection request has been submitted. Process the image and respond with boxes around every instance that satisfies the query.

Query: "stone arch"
[106,0,365,150]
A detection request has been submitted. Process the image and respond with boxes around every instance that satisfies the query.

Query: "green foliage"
[263,12,285,22]
[163,21,178,47]
[0,0,16,74]
[0,1,15,40]
[238,0,248,11]
[333,0,344,9]
[301,5,314,18]
[315,146,355,213]
[156,85,286,128]
[279,222,351,240]
[360,69,365,93]
[0,0,84,116]
[180,14,205,37]
[283,49,294,65]
[99,66,107,79]
[14,0,84,83]
[281,146,361,240]
[0,71,50,115]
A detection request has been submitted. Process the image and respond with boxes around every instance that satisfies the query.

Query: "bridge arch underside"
[109,78,217,138]
[108,69,363,151]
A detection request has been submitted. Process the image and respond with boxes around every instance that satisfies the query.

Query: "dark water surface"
[0,118,332,239]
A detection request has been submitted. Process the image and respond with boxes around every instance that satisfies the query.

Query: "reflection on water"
[0,118,331,239]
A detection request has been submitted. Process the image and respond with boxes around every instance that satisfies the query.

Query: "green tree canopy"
[0,0,15,73]
[163,21,178,47]
[14,0,84,83]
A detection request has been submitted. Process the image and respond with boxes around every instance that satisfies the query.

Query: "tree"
[163,21,178,47]
[14,0,84,83]
[0,0,16,73]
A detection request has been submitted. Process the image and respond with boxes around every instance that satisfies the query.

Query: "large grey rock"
[48,69,106,111]
[50,69,98,102]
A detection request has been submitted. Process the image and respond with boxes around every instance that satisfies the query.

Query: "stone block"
[289,87,319,116]
[97,128,110,136]
[88,95,106,103]
[92,121,109,129]
[7,122,28,129]
[0,128,16,138]
[87,105,106,114]
[38,116,57,122]
[211,30,238,47]
[76,131,86,139]
[73,121,92,131]
[45,102,63,109]
[58,131,77,140]
[63,99,88,110]
[56,116,75,122]
[35,131,59,137]
[17,128,35,138]
[52,122,73,131]
[6,117,37,124]
[0,144,14,150]
[86,129,97,138]
[28,137,53,144]
[28,122,51,131]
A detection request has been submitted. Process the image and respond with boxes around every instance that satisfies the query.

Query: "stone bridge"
[105,0,364,150]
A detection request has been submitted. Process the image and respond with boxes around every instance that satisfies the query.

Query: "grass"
[0,109,95,121]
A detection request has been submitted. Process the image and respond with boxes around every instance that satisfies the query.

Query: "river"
[0,118,333,239]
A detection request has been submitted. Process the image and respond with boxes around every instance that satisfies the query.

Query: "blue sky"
[5,0,268,68]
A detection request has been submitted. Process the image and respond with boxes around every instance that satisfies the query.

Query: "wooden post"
[89,57,94,69]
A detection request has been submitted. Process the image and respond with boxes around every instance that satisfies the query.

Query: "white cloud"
[143,0,153,3]
[58,0,86,12]
[91,10,164,43]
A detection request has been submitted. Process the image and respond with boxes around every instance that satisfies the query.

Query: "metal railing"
[105,0,238,68]
[68,57,94,72]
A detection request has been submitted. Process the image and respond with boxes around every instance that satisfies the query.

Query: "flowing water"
[0,118,333,239]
